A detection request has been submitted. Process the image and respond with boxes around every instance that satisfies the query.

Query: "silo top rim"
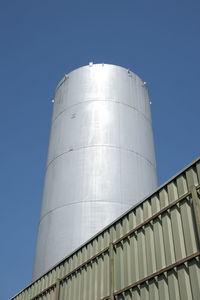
[55,63,145,92]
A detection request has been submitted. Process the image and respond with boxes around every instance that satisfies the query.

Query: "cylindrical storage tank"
[33,63,157,280]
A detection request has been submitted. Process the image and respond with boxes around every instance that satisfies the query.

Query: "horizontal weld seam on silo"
[45,145,156,171]
[39,200,135,225]
[52,99,152,124]
[54,64,143,92]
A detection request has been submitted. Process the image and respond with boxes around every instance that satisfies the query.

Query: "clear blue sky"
[0,0,199,299]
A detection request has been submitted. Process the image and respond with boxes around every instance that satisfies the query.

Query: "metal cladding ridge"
[32,63,157,281]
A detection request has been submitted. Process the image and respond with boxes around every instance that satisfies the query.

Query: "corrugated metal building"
[12,157,200,300]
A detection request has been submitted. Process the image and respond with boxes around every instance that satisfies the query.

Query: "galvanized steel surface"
[12,158,200,300]
[33,64,157,280]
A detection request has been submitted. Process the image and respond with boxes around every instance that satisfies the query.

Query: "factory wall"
[12,157,200,300]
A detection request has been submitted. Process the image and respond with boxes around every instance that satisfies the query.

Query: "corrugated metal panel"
[12,158,200,300]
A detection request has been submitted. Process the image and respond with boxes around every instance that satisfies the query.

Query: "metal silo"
[33,63,157,281]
